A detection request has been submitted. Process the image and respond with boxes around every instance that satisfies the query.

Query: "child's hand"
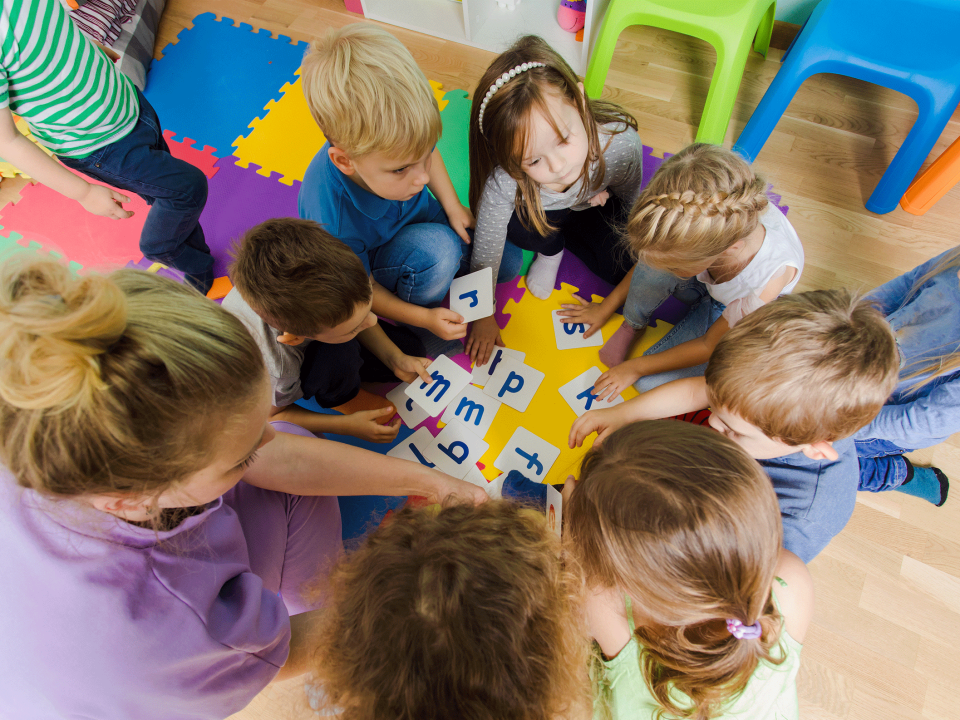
[80,183,134,219]
[342,407,402,443]
[427,475,489,505]
[465,315,503,365]
[426,307,467,341]
[592,362,641,402]
[446,204,475,244]
[568,407,627,449]
[588,190,610,207]
[558,294,612,339]
[390,354,433,384]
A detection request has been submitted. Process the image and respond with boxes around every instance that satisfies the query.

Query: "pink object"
[558,0,586,32]
[343,0,364,15]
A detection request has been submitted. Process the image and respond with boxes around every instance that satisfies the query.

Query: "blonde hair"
[468,35,637,237]
[705,289,899,445]
[567,421,785,720]
[300,23,441,159]
[310,500,589,720]
[0,258,265,498]
[625,144,769,275]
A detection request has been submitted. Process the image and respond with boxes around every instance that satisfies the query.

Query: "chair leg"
[753,1,776,57]
[901,134,960,215]
[584,14,628,98]
[867,105,955,214]
[733,63,807,161]
[696,40,752,145]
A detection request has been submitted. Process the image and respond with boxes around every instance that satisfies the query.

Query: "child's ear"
[328,146,356,176]
[89,493,150,516]
[277,332,307,347]
[722,239,747,256]
[800,441,840,462]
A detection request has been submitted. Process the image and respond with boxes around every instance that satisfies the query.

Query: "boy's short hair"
[300,24,441,160]
[229,218,371,336]
[705,289,899,446]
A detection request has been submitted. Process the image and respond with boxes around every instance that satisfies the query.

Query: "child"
[570,290,900,562]
[0,0,213,293]
[223,218,433,443]
[298,24,517,344]
[853,246,959,506]
[466,35,646,365]
[581,144,804,400]
[566,420,814,720]
[307,500,590,720]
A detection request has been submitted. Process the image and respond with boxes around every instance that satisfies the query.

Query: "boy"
[0,0,213,293]
[569,290,900,562]
[298,24,521,342]
[223,218,433,443]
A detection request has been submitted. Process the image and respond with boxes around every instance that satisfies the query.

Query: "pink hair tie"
[726,619,762,640]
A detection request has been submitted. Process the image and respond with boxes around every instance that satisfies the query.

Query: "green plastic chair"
[585,0,776,144]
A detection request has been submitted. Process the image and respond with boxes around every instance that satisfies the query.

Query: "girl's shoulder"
[479,166,519,204]
[772,550,815,645]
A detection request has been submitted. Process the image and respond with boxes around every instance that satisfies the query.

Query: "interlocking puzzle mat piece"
[0,117,55,178]
[145,13,306,157]
[0,226,82,273]
[199,155,300,279]
[232,76,450,186]
[162,130,220,180]
[434,88,470,206]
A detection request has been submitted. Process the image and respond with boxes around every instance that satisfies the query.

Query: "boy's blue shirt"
[298,141,443,274]
[760,438,858,564]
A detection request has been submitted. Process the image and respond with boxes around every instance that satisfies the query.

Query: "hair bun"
[0,259,127,410]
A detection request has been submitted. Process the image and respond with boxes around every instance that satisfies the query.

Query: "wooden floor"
[21,1,960,717]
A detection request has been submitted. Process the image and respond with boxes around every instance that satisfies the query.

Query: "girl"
[854,246,959,506]
[566,420,814,720]
[0,258,482,720]
[466,35,653,365]
[307,500,590,720]
[583,144,804,400]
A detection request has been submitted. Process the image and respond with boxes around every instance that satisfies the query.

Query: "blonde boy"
[299,25,517,343]
[570,290,900,561]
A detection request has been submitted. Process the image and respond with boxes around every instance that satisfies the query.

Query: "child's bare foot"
[599,320,642,368]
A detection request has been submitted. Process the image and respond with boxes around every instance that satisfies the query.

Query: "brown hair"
[229,218,372,336]
[300,23,441,160]
[310,500,589,720]
[0,258,265,498]
[566,421,784,720]
[625,144,769,275]
[706,289,899,445]
[468,35,637,236]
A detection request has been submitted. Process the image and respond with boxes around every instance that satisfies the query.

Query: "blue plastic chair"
[733,0,960,214]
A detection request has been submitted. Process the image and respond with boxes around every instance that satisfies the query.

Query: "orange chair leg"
[901,135,960,215]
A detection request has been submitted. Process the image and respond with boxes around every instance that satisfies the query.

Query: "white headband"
[477,62,547,134]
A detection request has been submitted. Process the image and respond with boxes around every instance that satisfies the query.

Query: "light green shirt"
[0,0,139,158]
[593,587,802,720]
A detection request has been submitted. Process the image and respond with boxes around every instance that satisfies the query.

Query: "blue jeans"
[369,207,523,307]
[623,263,708,329]
[855,438,912,491]
[634,293,724,393]
[58,90,212,293]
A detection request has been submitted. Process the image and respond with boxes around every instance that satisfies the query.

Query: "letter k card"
[558,367,624,417]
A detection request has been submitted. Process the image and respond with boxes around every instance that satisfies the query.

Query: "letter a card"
[387,382,431,428]
[450,267,493,323]
[552,310,604,350]
[483,356,544,412]
[494,426,560,482]
[423,422,489,478]
[557,367,624,417]
[405,354,471,416]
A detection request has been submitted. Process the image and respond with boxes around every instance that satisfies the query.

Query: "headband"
[477,61,547,134]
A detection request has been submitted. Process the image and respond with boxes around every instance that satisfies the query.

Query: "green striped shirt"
[0,0,139,158]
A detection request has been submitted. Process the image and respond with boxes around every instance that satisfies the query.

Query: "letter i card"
[404,354,472,416]
[557,367,624,417]
[493,426,561,481]
[449,267,494,323]
[552,310,604,350]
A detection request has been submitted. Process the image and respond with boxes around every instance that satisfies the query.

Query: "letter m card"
[404,354,472,417]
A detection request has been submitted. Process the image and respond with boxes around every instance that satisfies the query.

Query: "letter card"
[404,354,472,416]
[552,310,604,350]
[483,355,545,412]
[449,267,494,323]
[557,367,625,417]
[493,426,561,482]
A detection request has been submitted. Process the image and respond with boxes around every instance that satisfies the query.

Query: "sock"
[896,458,950,506]
[525,249,564,299]
[599,320,643,368]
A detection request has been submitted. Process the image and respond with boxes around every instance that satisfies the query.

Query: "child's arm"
[772,550,815,644]
[0,106,133,219]
[371,279,467,341]
[270,403,401,444]
[271,608,325,682]
[427,148,474,243]
[568,376,710,448]
[356,323,432,384]
[584,585,633,660]
[557,266,635,339]
[242,429,489,504]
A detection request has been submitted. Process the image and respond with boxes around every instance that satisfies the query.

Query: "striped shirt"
[0,0,139,158]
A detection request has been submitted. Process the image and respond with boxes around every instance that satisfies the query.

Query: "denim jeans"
[58,90,213,293]
[369,205,523,307]
[855,438,912,491]
[623,263,708,330]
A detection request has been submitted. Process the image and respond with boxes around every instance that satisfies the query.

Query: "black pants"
[505,192,632,285]
[299,323,425,408]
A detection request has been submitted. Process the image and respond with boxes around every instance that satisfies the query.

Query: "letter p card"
[405,355,471,416]
[450,267,493,323]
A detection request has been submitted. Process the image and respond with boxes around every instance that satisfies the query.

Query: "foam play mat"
[0,15,790,539]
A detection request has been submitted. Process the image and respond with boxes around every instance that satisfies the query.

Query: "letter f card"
[494,426,560,481]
